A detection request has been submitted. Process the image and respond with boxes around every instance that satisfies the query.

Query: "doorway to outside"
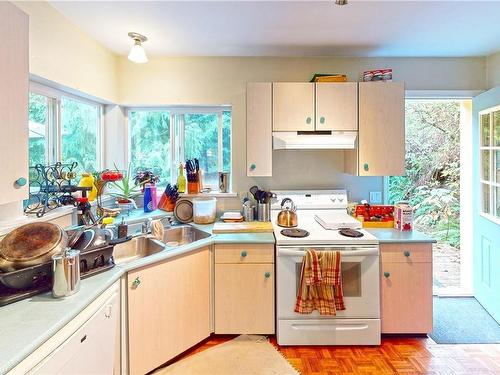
[387,98,472,295]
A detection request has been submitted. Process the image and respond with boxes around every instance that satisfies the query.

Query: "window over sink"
[128,106,232,188]
[28,83,102,177]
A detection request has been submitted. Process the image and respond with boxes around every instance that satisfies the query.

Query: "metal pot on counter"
[0,222,68,272]
[276,198,298,228]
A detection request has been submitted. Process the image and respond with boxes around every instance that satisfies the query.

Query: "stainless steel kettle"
[277,198,298,228]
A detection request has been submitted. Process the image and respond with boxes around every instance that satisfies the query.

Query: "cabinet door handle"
[15,177,27,187]
[264,272,271,279]
[249,164,256,171]
[363,163,369,172]
[306,117,312,124]
[241,250,248,258]
[384,272,390,278]
[404,251,411,257]
[132,277,141,288]
[320,116,325,124]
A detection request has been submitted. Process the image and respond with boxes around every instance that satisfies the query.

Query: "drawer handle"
[132,277,141,288]
[241,251,248,258]
[320,116,325,124]
[264,272,271,279]
[306,117,312,124]
[363,163,369,171]
[384,272,390,278]
[250,164,256,171]
[404,251,411,257]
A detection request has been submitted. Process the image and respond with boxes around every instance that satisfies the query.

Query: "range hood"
[272,131,357,150]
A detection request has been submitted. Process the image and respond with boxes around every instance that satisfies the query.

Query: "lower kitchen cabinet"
[127,247,211,375]
[380,243,433,334]
[214,244,275,334]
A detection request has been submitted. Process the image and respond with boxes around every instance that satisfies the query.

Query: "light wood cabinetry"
[346,82,405,176]
[380,242,433,334]
[0,3,29,205]
[273,83,315,131]
[127,248,211,375]
[247,83,272,176]
[214,244,275,334]
[315,83,358,131]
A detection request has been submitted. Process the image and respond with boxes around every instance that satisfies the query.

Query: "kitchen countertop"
[0,221,433,372]
[0,223,275,374]
[367,228,436,243]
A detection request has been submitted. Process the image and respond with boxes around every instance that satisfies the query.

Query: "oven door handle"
[278,248,379,257]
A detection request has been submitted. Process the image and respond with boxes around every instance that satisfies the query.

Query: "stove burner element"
[281,228,310,238]
[339,228,364,238]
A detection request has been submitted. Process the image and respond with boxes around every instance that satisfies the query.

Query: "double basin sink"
[113,225,211,265]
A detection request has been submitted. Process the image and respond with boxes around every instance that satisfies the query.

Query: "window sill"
[179,192,238,199]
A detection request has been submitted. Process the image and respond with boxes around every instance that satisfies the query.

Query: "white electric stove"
[272,190,381,346]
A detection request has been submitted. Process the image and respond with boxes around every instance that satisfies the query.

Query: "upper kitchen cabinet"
[346,82,405,176]
[0,3,29,205]
[315,83,358,131]
[247,83,272,176]
[273,83,315,131]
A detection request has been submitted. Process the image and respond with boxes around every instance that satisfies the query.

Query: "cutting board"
[212,221,274,234]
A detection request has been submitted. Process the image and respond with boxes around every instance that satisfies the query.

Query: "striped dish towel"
[294,249,345,315]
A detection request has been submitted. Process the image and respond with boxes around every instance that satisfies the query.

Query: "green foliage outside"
[388,100,461,248]
[61,97,98,176]
[28,93,47,166]
[28,94,99,178]
[129,110,171,183]
[129,110,231,186]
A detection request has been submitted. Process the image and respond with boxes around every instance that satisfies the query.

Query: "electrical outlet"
[369,191,382,204]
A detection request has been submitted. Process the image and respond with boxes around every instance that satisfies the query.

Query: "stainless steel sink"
[113,236,165,264]
[162,225,211,247]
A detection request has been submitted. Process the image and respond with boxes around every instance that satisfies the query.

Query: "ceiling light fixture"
[128,32,148,64]
[335,0,348,5]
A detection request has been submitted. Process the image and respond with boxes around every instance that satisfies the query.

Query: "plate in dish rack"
[174,199,193,223]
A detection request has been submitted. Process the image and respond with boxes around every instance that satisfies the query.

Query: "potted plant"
[134,169,160,192]
[109,163,141,214]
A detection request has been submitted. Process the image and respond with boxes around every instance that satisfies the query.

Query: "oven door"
[277,245,380,319]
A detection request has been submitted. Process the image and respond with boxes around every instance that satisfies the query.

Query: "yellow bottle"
[79,172,98,202]
[177,163,186,193]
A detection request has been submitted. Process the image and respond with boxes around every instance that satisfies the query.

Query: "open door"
[472,87,500,323]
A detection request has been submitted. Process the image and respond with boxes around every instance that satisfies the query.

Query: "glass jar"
[192,197,217,224]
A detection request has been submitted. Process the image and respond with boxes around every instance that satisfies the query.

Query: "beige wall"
[14,1,119,103]
[486,51,500,89]
[117,56,486,206]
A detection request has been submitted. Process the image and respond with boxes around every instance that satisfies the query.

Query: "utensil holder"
[257,203,270,222]
[243,205,255,222]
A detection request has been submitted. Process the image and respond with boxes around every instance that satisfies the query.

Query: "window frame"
[29,82,104,171]
[125,105,232,189]
[479,104,500,225]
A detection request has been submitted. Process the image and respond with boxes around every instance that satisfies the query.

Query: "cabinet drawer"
[380,243,432,263]
[215,244,274,264]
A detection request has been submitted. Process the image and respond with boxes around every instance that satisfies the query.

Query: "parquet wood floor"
[172,335,500,375]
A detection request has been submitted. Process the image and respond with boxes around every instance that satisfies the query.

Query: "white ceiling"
[50,1,500,57]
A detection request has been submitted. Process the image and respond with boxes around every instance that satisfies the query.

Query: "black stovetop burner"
[281,228,310,238]
[339,228,364,238]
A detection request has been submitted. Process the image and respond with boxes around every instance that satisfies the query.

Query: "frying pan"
[0,222,68,272]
